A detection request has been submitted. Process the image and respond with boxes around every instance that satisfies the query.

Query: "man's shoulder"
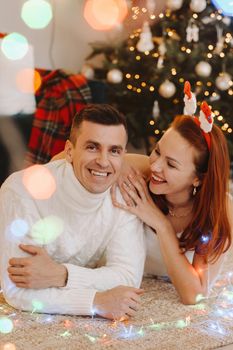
[1,160,65,197]
[104,187,140,221]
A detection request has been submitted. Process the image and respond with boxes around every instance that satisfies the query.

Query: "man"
[0,104,145,320]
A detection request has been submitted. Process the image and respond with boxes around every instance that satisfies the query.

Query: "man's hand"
[93,285,144,320]
[8,244,67,289]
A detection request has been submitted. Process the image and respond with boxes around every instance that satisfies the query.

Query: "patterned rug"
[0,253,233,350]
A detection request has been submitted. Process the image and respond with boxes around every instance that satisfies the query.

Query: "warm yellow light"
[220,52,225,58]
[218,115,223,121]
[137,88,141,93]
[208,45,214,50]
[159,13,164,18]
[223,123,229,128]
[141,82,146,87]
[134,74,140,79]
[129,46,135,51]
[153,53,159,57]
[144,51,150,55]
[228,128,232,133]
[186,48,191,54]
[204,91,210,96]
[149,86,155,92]
[179,78,184,83]
[207,53,212,58]
[126,73,131,78]
[214,110,220,116]
[228,89,233,95]
[154,129,160,134]
[181,46,186,51]
[193,13,198,19]
[149,120,155,125]
[207,82,212,87]
[171,68,177,75]
[127,84,132,90]
[196,81,202,86]
[136,55,141,60]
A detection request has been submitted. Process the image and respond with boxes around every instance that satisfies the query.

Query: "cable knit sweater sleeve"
[0,186,96,316]
[64,211,145,291]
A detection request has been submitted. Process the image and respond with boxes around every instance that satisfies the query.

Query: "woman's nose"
[150,157,163,172]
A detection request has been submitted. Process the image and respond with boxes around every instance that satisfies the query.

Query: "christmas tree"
[85,0,233,159]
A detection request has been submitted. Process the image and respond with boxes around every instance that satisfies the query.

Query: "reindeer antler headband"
[183,81,214,150]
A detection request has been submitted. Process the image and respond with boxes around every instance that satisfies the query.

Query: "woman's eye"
[155,149,160,155]
[168,162,176,168]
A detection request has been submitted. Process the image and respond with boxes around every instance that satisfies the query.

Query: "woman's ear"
[193,177,201,188]
[64,140,74,163]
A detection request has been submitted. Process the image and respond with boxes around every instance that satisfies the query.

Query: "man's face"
[65,121,127,193]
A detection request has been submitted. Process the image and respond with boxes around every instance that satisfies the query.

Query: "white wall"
[1,0,164,72]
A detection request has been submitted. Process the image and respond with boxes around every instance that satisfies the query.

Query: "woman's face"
[149,128,200,201]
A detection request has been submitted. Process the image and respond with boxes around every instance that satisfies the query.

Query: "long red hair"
[152,115,231,262]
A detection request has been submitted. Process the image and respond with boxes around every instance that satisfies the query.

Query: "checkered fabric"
[25,69,92,165]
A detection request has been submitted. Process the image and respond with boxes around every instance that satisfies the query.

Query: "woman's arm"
[51,151,65,161]
[123,154,151,180]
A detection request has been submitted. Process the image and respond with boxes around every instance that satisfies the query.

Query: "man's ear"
[64,140,74,163]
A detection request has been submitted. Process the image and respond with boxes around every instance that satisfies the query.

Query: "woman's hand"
[111,174,169,231]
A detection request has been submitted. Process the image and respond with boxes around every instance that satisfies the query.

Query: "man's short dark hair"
[69,104,128,145]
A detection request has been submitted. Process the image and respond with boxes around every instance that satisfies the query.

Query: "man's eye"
[155,149,160,155]
[111,149,121,155]
[87,145,96,151]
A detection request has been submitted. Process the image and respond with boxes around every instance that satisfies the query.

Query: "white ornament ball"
[190,0,206,13]
[159,80,176,98]
[81,64,95,80]
[195,61,212,77]
[107,69,123,84]
[166,0,183,11]
[215,73,232,91]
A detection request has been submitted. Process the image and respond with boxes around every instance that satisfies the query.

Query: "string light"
[149,86,155,92]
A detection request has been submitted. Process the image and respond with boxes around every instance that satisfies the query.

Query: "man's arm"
[0,188,143,319]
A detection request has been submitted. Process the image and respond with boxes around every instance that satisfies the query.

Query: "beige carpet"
[0,254,233,350]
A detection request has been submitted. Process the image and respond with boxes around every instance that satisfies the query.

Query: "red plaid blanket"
[25,69,92,165]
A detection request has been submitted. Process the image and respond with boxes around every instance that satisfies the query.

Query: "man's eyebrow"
[84,140,123,150]
[157,143,181,165]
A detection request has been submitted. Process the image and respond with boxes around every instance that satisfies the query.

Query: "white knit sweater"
[0,160,145,315]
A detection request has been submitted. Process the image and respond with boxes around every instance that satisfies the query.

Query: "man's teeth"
[91,170,108,177]
[152,174,165,182]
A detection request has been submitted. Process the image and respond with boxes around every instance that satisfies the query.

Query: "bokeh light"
[21,0,53,29]
[1,33,29,60]
[31,215,64,244]
[84,0,128,31]
[32,299,44,312]
[10,219,29,238]
[22,165,56,200]
[0,317,14,334]
[1,343,16,350]
[16,69,42,93]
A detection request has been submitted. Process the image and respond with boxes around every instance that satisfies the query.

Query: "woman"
[111,85,233,305]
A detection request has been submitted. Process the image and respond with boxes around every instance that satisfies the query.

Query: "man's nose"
[96,152,109,167]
